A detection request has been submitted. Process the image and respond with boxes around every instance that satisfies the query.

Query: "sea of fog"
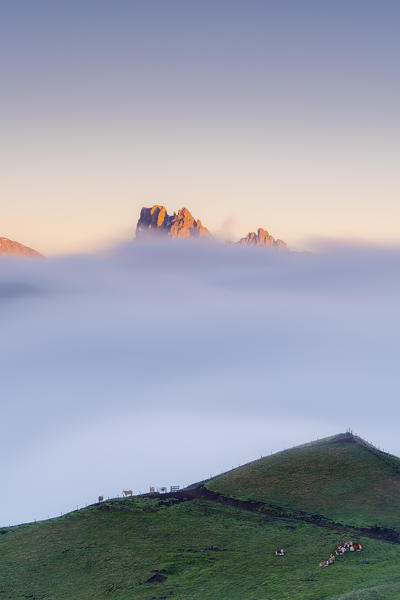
[1,239,400,526]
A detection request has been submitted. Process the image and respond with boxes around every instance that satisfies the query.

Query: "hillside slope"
[1,496,400,600]
[3,433,400,599]
[206,433,400,530]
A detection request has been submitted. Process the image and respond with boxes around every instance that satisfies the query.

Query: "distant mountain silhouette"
[0,237,42,257]
[239,228,286,249]
[136,205,286,247]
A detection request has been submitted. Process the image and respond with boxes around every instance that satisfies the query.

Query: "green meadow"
[2,434,400,600]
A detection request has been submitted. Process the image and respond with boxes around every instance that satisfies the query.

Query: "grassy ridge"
[1,496,400,600]
[206,434,400,530]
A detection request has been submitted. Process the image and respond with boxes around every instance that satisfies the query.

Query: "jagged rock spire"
[238,228,286,249]
[136,205,211,239]
[135,205,287,248]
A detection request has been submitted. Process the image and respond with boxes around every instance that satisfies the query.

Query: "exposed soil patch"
[147,485,400,545]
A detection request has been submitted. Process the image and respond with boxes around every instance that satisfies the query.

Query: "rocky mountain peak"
[239,228,286,249]
[135,205,287,248]
[0,237,42,257]
[136,205,211,239]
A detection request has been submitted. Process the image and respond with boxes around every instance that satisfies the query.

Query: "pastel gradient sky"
[1,0,399,254]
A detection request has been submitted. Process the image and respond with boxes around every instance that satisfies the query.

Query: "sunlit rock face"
[135,206,286,247]
[238,228,286,249]
[136,205,212,239]
[0,237,42,257]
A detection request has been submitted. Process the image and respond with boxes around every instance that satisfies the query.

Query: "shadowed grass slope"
[206,433,400,530]
[1,496,400,600]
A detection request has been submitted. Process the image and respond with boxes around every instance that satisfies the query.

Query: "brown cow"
[335,541,347,556]
[319,554,335,567]
[319,560,329,567]
[351,542,363,552]
[122,490,133,497]
[98,495,103,503]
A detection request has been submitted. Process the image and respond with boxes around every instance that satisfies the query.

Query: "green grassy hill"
[207,433,400,530]
[2,433,400,600]
[2,497,400,600]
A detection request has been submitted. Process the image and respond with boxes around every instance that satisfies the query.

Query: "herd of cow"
[319,540,363,567]
[275,540,363,566]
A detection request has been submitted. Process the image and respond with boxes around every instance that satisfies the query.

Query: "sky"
[1,0,400,254]
[2,240,400,526]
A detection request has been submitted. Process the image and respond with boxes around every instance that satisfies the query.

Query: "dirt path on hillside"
[150,484,400,545]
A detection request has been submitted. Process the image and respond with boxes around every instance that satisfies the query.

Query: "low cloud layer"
[2,240,399,525]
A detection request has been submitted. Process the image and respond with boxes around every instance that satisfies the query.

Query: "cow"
[319,554,335,567]
[98,495,103,503]
[335,542,347,556]
[275,549,285,556]
[350,542,363,552]
[319,560,329,567]
[122,490,133,497]
[345,539,361,551]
